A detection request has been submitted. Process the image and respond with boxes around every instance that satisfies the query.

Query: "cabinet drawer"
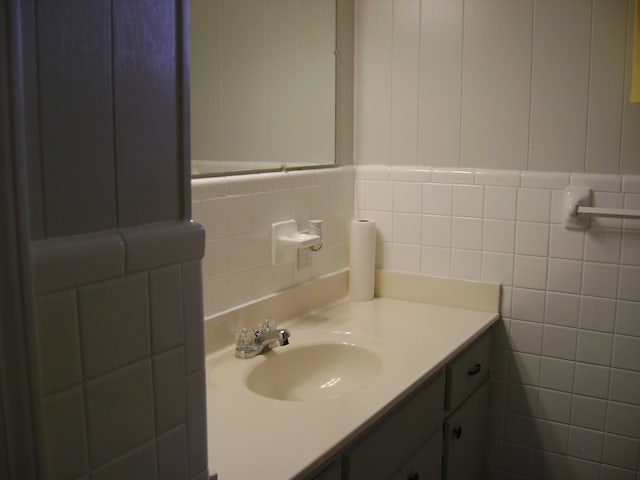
[445,333,491,412]
[345,371,445,480]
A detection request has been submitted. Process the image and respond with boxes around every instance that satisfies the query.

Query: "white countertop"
[206,295,499,480]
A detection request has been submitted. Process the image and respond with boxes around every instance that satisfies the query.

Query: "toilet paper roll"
[349,219,376,301]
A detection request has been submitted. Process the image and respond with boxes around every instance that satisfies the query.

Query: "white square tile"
[582,262,619,298]
[228,270,254,306]
[393,181,422,213]
[602,434,640,470]
[542,325,577,360]
[311,184,330,217]
[420,246,451,277]
[421,215,451,247]
[452,217,483,250]
[571,396,607,430]
[515,222,549,257]
[512,288,546,323]
[549,190,567,225]
[198,197,228,239]
[621,231,640,266]
[567,426,604,462]
[612,335,640,371]
[579,296,616,332]
[545,292,580,327]
[365,181,393,211]
[584,228,622,264]
[227,233,255,273]
[506,382,539,416]
[510,320,543,355]
[202,238,229,281]
[547,258,582,294]
[537,389,572,423]
[268,189,294,223]
[501,286,513,318]
[534,420,569,454]
[202,277,229,317]
[573,363,610,399]
[191,177,228,201]
[392,213,422,244]
[517,188,551,223]
[354,165,391,181]
[514,255,548,290]
[390,244,421,272]
[226,195,252,235]
[549,225,584,260]
[293,187,312,222]
[483,220,516,253]
[452,184,484,217]
[576,330,613,366]
[422,183,452,215]
[606,400,640,437]
[539,357,574,392]
[484,186,518,220]
[615,301,640,336]
[481,252,514,285]
[609,369,640,404]
[451,249,482,280]
[509,352,541,386]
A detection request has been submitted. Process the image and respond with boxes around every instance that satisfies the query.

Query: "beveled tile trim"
[31,231,124,295]
[120,221,205,273]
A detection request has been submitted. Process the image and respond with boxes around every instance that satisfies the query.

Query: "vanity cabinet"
[301,331,492,480]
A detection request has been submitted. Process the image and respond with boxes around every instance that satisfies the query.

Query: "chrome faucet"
[235,319,290,359]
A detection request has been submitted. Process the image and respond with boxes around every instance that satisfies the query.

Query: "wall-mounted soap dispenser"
[271,219,323,265]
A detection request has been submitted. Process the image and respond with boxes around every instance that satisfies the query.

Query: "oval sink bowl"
[245,344,383,401]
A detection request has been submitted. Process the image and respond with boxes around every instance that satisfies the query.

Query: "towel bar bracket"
[564,187,640,230]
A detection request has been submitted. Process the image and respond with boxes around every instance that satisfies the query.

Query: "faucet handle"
[257,318,276,334]
[235,327,256,349]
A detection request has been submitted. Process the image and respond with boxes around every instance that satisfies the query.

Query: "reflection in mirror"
[190,0,337,177]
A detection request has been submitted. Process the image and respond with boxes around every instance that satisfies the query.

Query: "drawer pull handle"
[453,425,463,439]
[467,363,482,376]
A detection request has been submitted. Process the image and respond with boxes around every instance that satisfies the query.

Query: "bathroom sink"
[245,343,383,401]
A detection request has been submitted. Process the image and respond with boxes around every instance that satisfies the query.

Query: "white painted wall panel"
[391,0,420,165]
[529,0,592,172]
[417,0,463,167]
[354,0,393,165]
[586,0,627,173]
[460,0,533,170]
[621,0,640,174]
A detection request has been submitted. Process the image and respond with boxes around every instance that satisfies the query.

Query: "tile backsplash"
[192,167,354,317]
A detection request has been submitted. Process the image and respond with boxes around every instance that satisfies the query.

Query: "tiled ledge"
[354,165,640,192]
[31,221,205,295]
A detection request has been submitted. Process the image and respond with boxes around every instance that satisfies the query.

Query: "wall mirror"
[190,0,337,177]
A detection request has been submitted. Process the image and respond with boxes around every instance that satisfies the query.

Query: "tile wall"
[30,223,208,480]
[192,167,354,317]
[355,165,640,479]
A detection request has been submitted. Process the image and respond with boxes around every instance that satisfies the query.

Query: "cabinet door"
[309,460,342,480]
[346,372,445,480]
[395,428,443,480]
[443,382,489,480]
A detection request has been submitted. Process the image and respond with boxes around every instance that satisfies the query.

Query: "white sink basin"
[245,343,383,401]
